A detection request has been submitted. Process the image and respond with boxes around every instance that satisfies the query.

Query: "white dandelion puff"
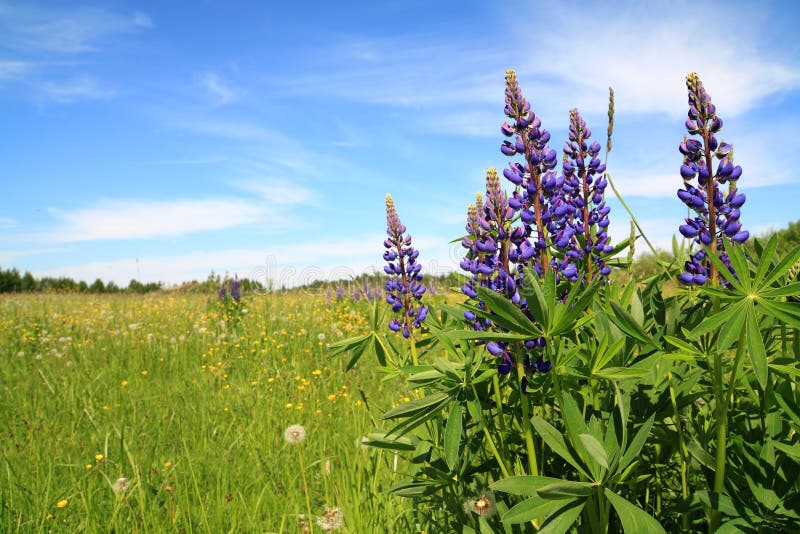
[284,424,307,444]
[112,475,130,493]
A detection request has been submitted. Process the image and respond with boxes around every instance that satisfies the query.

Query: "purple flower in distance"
[230,275,241,303]
[218,280,227,302]
[676,73,748,286]
[384,195,427,337]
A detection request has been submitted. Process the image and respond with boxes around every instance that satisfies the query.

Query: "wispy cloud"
[0,4,153,54]
[0,60,31,80]
[38,75,114,103]
[36,188,312,243]
[200,72,240,105]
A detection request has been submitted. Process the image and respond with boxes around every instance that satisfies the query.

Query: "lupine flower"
[677,73,748,286]
[218,280,227,301]
[230,275,241,303]
[383,195,427,338]
[500,69,557,275]
[554,108,612,281]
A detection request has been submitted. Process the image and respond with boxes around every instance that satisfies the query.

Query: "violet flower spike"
[676,73,748,287]
[230,275,241,303]
[384,195,427,337]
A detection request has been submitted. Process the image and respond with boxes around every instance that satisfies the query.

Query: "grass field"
[0,291,423,532]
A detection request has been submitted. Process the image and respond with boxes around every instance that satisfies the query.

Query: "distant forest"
[1,219,798,295]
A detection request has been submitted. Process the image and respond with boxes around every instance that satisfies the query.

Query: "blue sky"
[1,0,799,287]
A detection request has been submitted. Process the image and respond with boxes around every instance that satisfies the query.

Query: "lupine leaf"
[762,244,800,288]
[761,282,800,298]
[477,286,539,336]
[618,413,655,474]
[725,238,752,290]
[578,434,609,471]
[491,476,571,496]
[702,244,743,290]
[382,392,449,420]
[444,403,462,470]
[536,499,586,534]
[689,300,747,338]
[608,301,655,348]
[605,489,665,533]
[365,431,416,451]
[746,305,768,389]
[500,496,575,525]
[537,481,596,499]
[753,234,778,285]
[718,303,747,351]
[756,299,800,330]
[531,416,589,479]
[664,335,704,356]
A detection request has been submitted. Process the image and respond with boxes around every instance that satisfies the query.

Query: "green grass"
[0,292,417,532]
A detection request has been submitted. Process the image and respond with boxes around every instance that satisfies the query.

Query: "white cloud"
[0,60,31,80]
[509,2,800,119]
[200,72,240,105]
[39,76,114,103]
[41,197,283,243]
[0,5,153,53]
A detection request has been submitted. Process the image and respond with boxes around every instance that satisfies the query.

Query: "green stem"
[480,422,510,479]
[409,336,420,367]
[492,374,506,435]
[298,450,314,534]
[793,328,800,361]
[516,362,539,476]
[605,172,662,260]
[669,371,690,531]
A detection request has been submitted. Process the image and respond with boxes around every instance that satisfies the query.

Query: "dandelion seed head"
[284,424,306,444]
[112,475,129,493]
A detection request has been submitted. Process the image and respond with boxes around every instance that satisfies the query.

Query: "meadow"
[0,290,425,532]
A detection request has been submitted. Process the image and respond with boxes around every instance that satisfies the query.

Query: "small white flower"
[112,475,130,493]
[284,424,307,444]
[317,333,326,341]
[128,323,138,330]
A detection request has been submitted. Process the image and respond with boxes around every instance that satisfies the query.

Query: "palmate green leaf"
[608,301,655,349]
[520,265,549,329]
[718,301,747,351]
[664,335,705,356]
[500,495,576,525]
[382,392,449,420]
[618,413,655,474]
[762,244,800,288]
[605,489,665,533]
[703,243,744,290]
[761,282,800,298]
[594,367,647,380]
[491,475,573,496]
[689,300,747,338]
[746,304,768,389]
[726,237,752,290]
[771,440,800,461]
[537,481,596,499]
[578,434,609,470]
[365,431,416,451]
[769,363,800,379]
[476,286,540,337]
[753,234,778,285]
[552,280,599,337]
[531,416,590,479]
[444,403,462,470]
[560,394,603,481]
[537,499,586,534]
[756,299,800,330]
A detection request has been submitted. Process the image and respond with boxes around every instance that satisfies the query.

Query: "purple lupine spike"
[230,275,241,303]
[677,73,748,287]
[552,108,611,281]
[384,195,427,335]
[218,279,227,302]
